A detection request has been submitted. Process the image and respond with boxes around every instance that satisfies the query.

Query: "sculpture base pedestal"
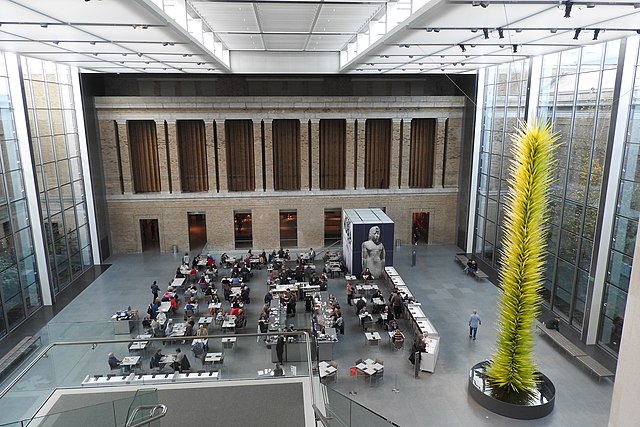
[468,361,555,420]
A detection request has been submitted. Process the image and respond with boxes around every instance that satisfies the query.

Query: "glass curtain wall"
[474,39,623,341]
[474,60,529,266]
[536,41,619,331]
[21,58,92,295]
[599,43,640,353]
[0,52,41,336]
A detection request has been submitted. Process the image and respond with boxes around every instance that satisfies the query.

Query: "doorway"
[234,211,253,249]
[140,219,160,252]
[412,212,430,245]
[188,213,207,251]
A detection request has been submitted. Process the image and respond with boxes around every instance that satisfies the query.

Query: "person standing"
[150,281,160,302]
[469,310,481,340]
[276,335,285,364]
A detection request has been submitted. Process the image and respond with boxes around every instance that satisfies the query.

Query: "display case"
[420,335,440,373]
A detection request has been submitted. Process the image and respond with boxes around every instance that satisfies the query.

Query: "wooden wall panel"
[319,119,346,190]
[225,120,255,191]
[409,118,436,188]
[272,119,300,191]
[364,119,391,189]
[177,120,208,192]
[127,120,161,193]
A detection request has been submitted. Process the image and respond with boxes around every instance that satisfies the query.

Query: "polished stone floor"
[0,244,614,426]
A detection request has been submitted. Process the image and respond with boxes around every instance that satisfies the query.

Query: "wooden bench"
[536,322,614,381]
[0,336,41,381]
[575,355,615,381]
[454,254,488,280]
[536,323,586,357]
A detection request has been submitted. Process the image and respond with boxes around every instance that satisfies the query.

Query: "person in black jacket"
[276,335,285,364]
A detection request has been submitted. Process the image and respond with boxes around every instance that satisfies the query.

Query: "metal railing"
[126,404,167,427]
[0,331,315,425]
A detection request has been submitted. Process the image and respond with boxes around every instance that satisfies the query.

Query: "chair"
[354,358,366,381]
[322,361,338,384]
[393,337,405,351]
[371,367,384,385]
[362,319,373,332]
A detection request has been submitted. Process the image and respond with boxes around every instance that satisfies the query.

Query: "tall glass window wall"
[0,52,41,336]
[599,44,640,353]
[474,60,529,266]
[21,58,92,295]
[474,40,622,340]
[536,41,619,331]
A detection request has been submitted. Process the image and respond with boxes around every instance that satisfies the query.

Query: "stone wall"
[95,96,467,253]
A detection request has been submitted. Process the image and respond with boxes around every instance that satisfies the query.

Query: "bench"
[536,323,586,357]
[575,355,614,381]
[454,254,488,280]
[535,322,614,381]
[0,336,41,381]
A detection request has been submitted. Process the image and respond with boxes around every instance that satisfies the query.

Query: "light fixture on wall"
[483,28,489,39]
[497,28,504,39]
[458,44,466,52]
[564,1,573,18]
[573,28,581,39]
[593,28,601,40]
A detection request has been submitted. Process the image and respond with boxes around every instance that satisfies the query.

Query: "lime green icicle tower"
[486,120,558,401]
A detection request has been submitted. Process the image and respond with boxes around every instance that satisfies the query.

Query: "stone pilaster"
[310,120,320,191]
[253,119,264,191]
[99,120,121,194]
[389,119,402,189]
[263,119,274,191]
[205,121,216,193]
[345,120,356,190]
[116,120,133,194]
[155,120,170,193]
[444,117,461,188]
[215,120,228,193]
[356,119,366,189]
[433,117,447,188]
[165,121,181,193]
[400,119,411,188]
[300,119,310,190]
[206,206,235,249]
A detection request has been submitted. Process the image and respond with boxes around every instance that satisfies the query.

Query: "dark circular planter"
[468,361,555,420]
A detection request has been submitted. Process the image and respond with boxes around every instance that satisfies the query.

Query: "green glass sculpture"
[486,120,558,402]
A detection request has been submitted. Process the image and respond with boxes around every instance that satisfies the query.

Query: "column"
[205,121,216,193]
[608,225,640,427]
[310,119,320,191]
[433,117,447,188]
[155,120,170,192]
[98,120,121,194]
[253,119,264,191]
[400,118,411,188]
[165,121,181,193]
[356,119,366,190]
[215,120,228,193]
[116,120,133,193]
[345,120,356,190]
[263,119,274,191]
[300,119,310,190]
[389,119,402,189]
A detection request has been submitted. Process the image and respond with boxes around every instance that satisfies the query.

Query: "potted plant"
[468,120,557,419]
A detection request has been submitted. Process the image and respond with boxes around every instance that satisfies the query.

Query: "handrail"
[312,404,333,427]
[126,404,167,427]
[0,331,312,400]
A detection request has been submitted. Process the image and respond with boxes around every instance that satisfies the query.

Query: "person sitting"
[387,318,399,332]
[156,311,167,327]
[142,314,152,330]
[391,330,405,349]
[241,285,251,303]
[164,320,174,337]
[371,289,384,303]
[150,348,164,371]
[108,352,121,370]
[355,296,367,314]
[220,253,228,266]
[173,348,191,373]
[545,316,561,332]
[258,311,269,334]
[362,268,374,282]
[235,310,246,329]
[273,363,285,377]
[169,296,178,314]
[185,300,197,315]
[196,324,207,337]
[463,260,478,274]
